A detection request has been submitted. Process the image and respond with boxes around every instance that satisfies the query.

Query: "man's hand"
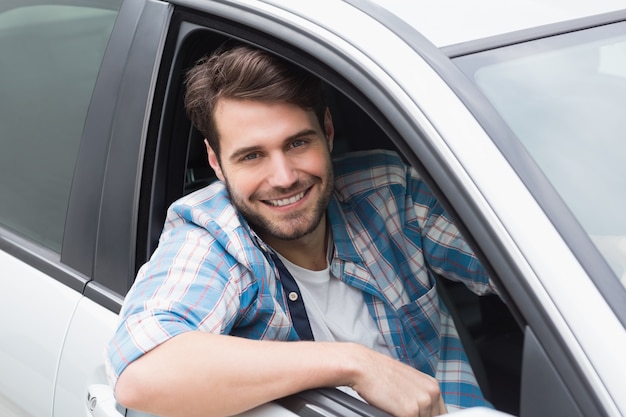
[346,344,447,417]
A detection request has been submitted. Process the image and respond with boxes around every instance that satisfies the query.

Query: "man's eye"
[291,139,306,148]
[242,152,259,161]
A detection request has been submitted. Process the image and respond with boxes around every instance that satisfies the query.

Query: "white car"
[1,1,625,416]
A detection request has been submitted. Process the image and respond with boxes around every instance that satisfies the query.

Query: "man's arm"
[115,331,446,417]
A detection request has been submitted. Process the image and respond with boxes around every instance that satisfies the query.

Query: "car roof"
[253,0,626,48]
[362,0,626,47]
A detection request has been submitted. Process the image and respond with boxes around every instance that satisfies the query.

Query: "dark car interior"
[138,18,525,416]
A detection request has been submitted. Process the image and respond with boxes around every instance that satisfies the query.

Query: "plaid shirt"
[107,150,494,409]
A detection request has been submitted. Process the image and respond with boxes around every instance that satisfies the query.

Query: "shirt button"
[288,292,299,302]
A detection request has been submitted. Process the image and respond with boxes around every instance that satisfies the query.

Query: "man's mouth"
[265,190,307,207]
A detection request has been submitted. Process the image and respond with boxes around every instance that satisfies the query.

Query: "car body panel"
[354,0,626,47]
[0,250,82,417]
[54,298,118,417]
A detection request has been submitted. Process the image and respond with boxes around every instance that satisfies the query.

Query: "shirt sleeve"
[105,221,243,386]
[406,165,495,296]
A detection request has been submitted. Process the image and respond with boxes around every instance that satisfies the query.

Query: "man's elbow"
[114,363,149,411]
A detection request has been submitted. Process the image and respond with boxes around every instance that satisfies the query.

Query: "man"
[107,43,494,417]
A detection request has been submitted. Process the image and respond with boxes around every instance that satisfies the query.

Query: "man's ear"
[323,107,335,152]
[205,139,225,181]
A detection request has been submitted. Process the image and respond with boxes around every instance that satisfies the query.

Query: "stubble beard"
[226,165,334,241]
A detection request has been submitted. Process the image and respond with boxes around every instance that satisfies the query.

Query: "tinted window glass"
[0,2,120,251]
[456,22,626,289]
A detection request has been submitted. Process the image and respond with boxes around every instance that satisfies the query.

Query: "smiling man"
[107,44,495,417]
[210,99,335,270]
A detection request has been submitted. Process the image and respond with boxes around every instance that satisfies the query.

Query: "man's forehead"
[213,98,322,155]
[215,98,320,134]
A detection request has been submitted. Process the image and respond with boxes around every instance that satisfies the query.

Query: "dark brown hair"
[184,44,326,156]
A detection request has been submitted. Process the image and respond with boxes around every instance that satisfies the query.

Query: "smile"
[265,190,306,207]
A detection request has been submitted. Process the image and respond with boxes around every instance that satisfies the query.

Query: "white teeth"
[267,191,305,207]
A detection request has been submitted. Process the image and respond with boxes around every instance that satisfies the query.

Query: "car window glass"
[456,21,626,288]
[0,2,121,252]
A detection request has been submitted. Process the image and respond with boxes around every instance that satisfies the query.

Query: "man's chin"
[256,223,317,241]
[248,214,321,241]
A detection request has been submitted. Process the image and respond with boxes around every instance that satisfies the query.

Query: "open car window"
[137,9,524,416]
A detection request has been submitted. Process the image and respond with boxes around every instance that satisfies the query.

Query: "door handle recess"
[87,384,126,417]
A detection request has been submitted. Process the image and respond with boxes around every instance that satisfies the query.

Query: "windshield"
[455,21,626,287]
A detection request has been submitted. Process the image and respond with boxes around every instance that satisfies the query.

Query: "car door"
[0,1,122,416]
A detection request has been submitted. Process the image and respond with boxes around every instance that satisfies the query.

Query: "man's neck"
[260,218,329,271]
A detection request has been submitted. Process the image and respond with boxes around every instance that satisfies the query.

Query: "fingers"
[348,346,446,417]
[436,395,448,416]
[402,374,445,417]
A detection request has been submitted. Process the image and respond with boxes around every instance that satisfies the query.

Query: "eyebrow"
[227,128,320,163]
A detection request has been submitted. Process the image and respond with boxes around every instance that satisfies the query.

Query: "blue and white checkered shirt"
[107,149,494,409]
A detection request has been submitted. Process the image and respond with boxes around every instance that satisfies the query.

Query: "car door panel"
[0,250,82,417]
[54,297,119,417]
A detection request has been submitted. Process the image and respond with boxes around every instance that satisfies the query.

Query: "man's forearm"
[115,330,446,417]
[114,331,359,417]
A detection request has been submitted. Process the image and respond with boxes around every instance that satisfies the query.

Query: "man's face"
[206,98,335,243]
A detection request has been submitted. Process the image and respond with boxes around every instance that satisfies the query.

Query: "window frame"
[0,0,124,293]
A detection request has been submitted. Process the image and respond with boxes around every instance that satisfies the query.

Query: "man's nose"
[267,154,298,188]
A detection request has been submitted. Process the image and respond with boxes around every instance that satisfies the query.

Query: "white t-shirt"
[276,250,392,357]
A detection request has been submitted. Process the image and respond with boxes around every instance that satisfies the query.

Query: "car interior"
[137,20,525,416]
